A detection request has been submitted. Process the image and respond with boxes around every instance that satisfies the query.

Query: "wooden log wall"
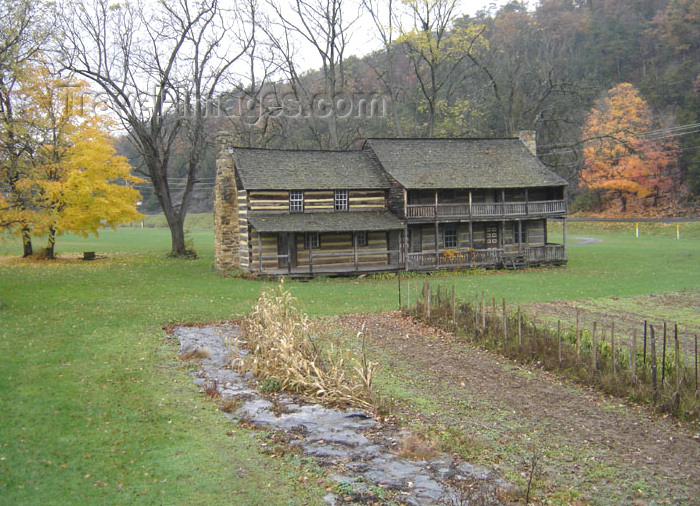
[238,190,250,269]
[410,220,547,253]
[250,231,278,271]
[527,220,545,245]
[294,232,389,269]
[247,190,386,212]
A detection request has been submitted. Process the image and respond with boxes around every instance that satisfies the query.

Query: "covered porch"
[247,212,404,276]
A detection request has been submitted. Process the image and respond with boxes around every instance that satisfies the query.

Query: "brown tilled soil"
[334,312,700,504]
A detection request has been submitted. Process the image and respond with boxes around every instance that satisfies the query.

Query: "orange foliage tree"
[581,83,679,213]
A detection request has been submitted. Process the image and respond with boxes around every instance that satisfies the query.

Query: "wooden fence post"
[662,322,667,385]
[592,321,598,372]
[576,309,581,365]
[695,333,698,393]
[397,272,402,309]
[643,320,647,365]
[632,328,637,382]
[518,306,522,347]
[558,320,562,369]
[502,298,507,352]
[492,297,497,346]
[611,322,616,379]
[406,280,410,310]
[651,325,658,406]
[675,324,681,400]
[474,293,478,330]
[426,283,431,319]
[481,291,486,331]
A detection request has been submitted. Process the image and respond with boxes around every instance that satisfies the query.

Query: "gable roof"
[364,138,568,189]
[230,148,389,190]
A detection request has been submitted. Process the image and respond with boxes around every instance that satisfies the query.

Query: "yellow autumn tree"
[581,83,679,213]
[1,63,143,258]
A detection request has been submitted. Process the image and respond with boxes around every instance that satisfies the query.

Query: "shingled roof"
[364,138,568,189]
[248,211,403,233]
[230,148,389,190]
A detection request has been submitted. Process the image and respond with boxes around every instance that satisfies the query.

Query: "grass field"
[1,221,698,504]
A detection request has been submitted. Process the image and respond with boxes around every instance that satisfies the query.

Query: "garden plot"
[335,312,700,504]
[174,324,516,505]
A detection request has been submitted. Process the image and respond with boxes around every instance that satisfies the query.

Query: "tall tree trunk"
[45,226,56,259]
[620,194,627,213]
[21,227,33,257]
[161,197,187,256]
[167,213,186,255]
[146,155,189,256]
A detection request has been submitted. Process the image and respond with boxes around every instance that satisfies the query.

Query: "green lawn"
[0,222,698,504]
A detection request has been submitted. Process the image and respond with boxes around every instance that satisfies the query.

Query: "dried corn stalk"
[232,283,379,409]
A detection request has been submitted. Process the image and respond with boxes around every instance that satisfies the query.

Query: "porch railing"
[259,248,401,274]
[524,244,566,263]
[405,200,566,220]
[406,244,566,270]
[406,248,504,270]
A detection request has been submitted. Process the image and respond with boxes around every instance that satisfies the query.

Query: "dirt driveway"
[335,312,700,504]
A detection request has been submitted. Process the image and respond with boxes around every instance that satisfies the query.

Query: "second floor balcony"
[406,199,567,220]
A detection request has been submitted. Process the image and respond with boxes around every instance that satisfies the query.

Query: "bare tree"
[267,0,358,149]
[57,0,254,255]
[361,0,405,137]
[398,0,486,137]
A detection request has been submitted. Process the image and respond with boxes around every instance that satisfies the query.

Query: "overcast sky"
[295,0,511,71]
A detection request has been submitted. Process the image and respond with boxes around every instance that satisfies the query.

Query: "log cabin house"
[215,132,568,276]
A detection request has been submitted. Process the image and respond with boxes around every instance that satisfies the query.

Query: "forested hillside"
[130,0,699,216]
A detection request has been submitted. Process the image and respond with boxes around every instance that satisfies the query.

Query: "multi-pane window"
[304,232,320,250]
[289,190,304,212]
[356,232,368,247]
[443,226,458,249]
[334,190,348,211]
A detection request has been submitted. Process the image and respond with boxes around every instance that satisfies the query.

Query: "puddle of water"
[174,325,516,505]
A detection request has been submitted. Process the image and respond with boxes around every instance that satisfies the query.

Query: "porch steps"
[503,254,527,270]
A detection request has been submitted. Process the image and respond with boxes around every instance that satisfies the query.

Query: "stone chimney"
[518,130,537,156]
[214,131,239,273]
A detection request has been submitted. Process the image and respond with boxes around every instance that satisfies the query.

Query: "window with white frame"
[304,232,320,249]
[334,190,348,211]
[289,190,304,212]
[443,226,458,249]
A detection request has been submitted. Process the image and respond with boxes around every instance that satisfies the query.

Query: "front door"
[277,233,296,269]
[409,228,422,253]
[485,224,498,248]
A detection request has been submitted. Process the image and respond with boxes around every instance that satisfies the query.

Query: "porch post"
[353,233,359,271]
[563,218,567,260]
[525,188,529,216]
[287,233,292,274]
[469,220,474,267]
[434,221,440,267]
[518,220,523,254]
[404,225,409,270]
[434,190,439,218]
[468,190,472,217]
[501,189,506,216]
[308,235,313,275]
